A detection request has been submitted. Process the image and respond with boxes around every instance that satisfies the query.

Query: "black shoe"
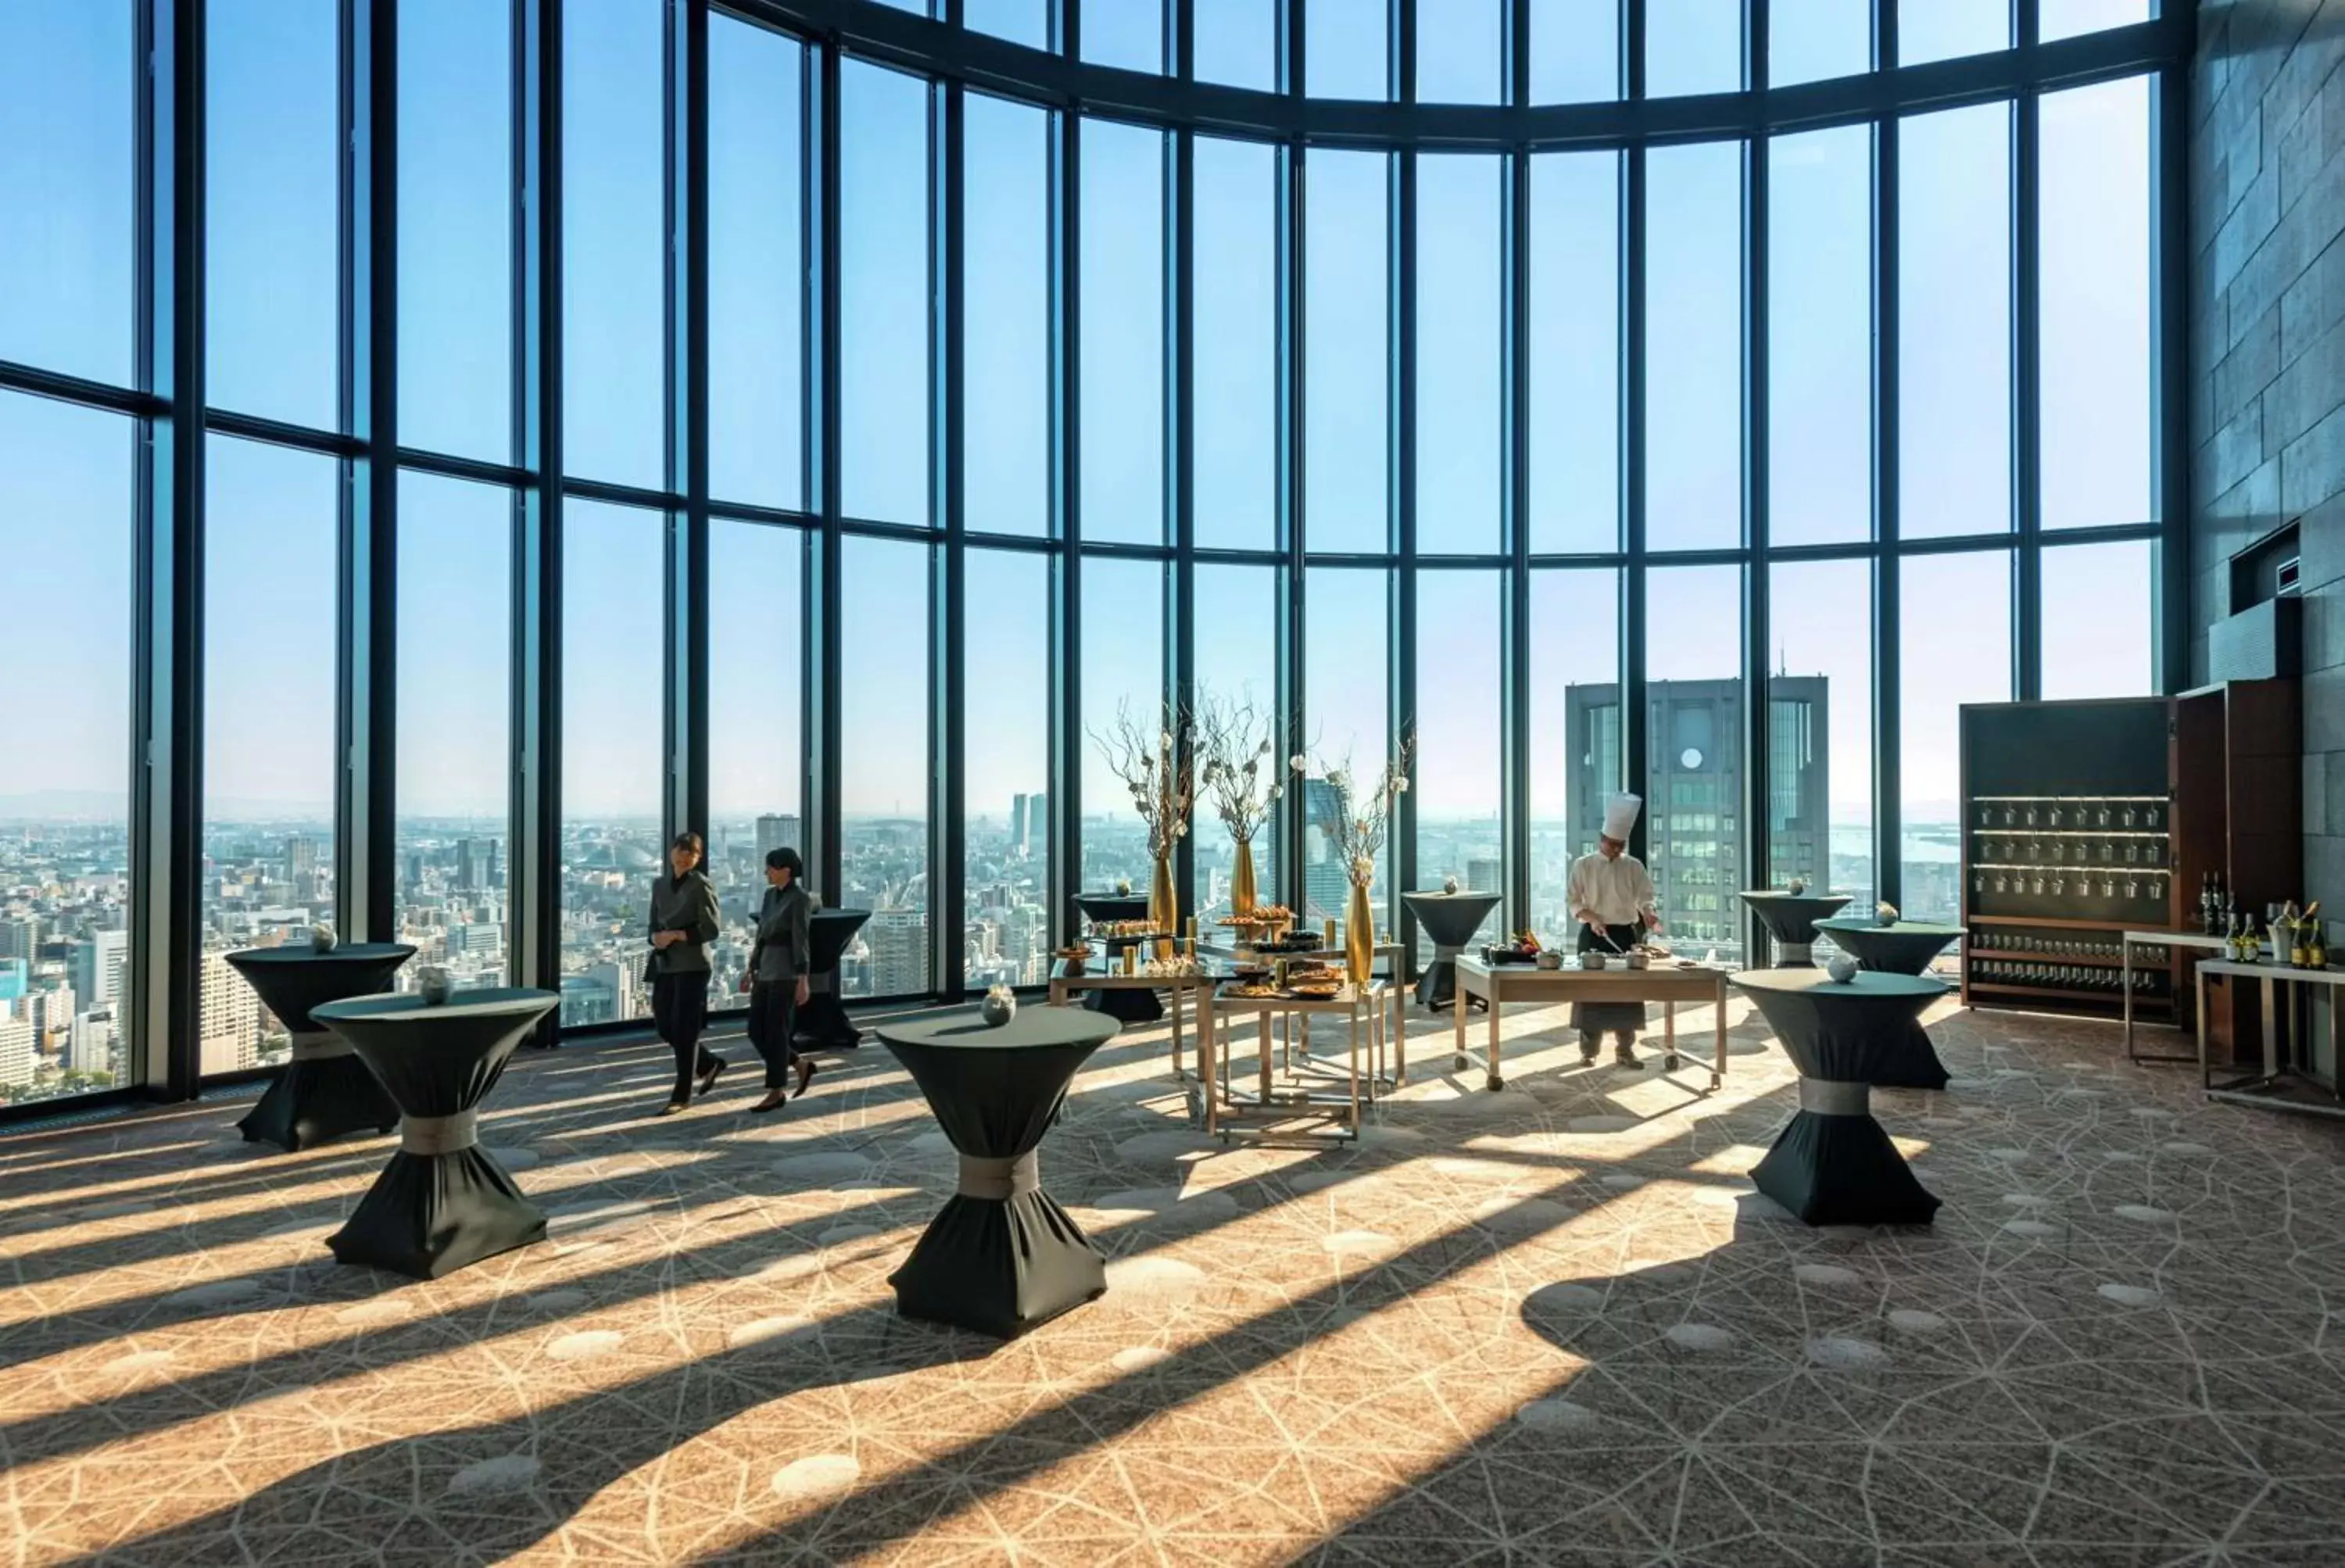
[697,1056,728,1095]
[749,1090,789,1115]
[1613,1044,1642,1070]
[658,1100,689,1117]
[1579,1035,1601,1065]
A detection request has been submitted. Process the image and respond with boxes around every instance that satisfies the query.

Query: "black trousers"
[1574,922,1646,1047]
[745,979,799,1089]
[651,972,721,1103]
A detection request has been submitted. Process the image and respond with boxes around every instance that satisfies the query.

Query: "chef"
[1567,792,1661,1069]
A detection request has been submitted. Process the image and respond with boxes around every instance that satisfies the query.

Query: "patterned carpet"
[5,993,2345,1567]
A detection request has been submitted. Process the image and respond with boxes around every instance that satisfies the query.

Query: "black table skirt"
[881,1008,1115,1338]
[796,909,872,1052]
[312,988,557,1280]
[329,1147,546,1280]
[1813,919,1964,978]
[224,943,414,1151]
[1403,892,1502,1011]
[1732,971,1947,1228]
[890,1188,1104,1339]
[240,1054,402,1151]
[1753,1112,1942,1226]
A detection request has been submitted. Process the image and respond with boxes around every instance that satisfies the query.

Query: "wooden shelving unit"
[1957,686,2300,1027]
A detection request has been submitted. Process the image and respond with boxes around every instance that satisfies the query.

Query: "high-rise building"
[1299,778,1350,923]
[757,814,803,863]
[67,1008,116,1076]
[0,958,24,1004]
[484,837,502,889]
[0,916,38,963]
[197,949,261,1075]
[1561,676,1828,962]
[1020,793,1049,857]
[71,929,128,1013]
[456,838,478,892]
[1466,857,1503,897]
[1011,793,1032,854]
[866,910,928,997]
[285,835,318,882]
[0,1014,34,1088]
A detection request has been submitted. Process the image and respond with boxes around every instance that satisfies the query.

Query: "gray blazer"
[753,882,816,983]
[647,871,721,976]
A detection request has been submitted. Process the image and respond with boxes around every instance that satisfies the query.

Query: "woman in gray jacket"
[742,847,816,1113]
[648,831,725,1114]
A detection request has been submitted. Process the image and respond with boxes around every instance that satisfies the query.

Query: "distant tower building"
[456,838,478,892]
[1467,857,1503,897]
[484,837,502,889]
[1561,675,1829,964]
[866,910,929,997]
[67,1007,116,1076]
[285,835,319,883]
[0,917,38,964]
[1011,793,1032,853]
[756,814,803,862]
[0,1015,34,1088]
[71,930,128,1013]
[1022,793,1050,857]
[198,950,261,1076]
[1300,778,1349,924]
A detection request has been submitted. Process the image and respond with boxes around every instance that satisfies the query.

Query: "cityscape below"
[2,806,1952,1111]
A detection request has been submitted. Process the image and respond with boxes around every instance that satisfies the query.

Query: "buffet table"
[1401,890,1504,1011]
[1452,955,1730,1092]
[1198,979,1388,1142]
[224,942,414,1151]
[795,908,872,1052]
[1730,969,1946,1226]
[878,1005,1119,1337]
[1738,891,1854,966]
[1047,962,1215,1079]
[310,987,559,1278]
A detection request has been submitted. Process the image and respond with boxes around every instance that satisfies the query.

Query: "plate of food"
[1224,982,1282,998]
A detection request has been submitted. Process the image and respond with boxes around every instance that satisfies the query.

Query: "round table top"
[312,986,560,1027]
[1402,890,1504,908]
[1731,968,1949,1001]
[810,907,871,925]
[876,1007,1119,1053]
[227,941,416,968]
[1738,890,1853,910]
[1814,917,1966,940]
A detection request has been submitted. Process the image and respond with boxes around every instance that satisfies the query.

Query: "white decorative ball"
[1876,902,1900,926]
[1442,875,1459,895]
[417,966,455,1006]
[1828,954,1860,985]
[310,925,338,954]
[1785,878,1807,896]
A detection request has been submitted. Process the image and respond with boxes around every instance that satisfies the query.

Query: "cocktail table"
[1730,969,1946,1226]
[310,987,559,1278]
[225,943,414,1151]
[879,1005,1119,1337]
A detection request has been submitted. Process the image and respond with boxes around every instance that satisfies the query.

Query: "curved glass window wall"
[0,0,2186,1108]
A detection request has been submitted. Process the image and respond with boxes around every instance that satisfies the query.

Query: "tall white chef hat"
[1602,793,1642,842]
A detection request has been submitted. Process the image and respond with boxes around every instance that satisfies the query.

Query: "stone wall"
[2190,0,2345,929]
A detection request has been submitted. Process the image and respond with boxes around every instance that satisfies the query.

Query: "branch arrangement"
[1301,727,1416,886]
[1090,697,1196,861]
[1194,687,1282,843]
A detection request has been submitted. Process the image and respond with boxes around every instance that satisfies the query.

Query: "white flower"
[1289,754,1308,772]
[1394,775,1409,793]
[1351,855,1374,880]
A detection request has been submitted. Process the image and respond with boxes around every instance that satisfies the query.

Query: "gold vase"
[1345,878,1374,986]
[1230,837,1258,918]
[1148,853,1177,961]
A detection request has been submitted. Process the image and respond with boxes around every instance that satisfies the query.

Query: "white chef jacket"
[1567,851,1658,929]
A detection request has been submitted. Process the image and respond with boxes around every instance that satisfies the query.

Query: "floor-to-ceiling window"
[0,1,2188,1104]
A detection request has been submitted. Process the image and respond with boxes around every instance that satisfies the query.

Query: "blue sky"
[1,0,2157,837]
